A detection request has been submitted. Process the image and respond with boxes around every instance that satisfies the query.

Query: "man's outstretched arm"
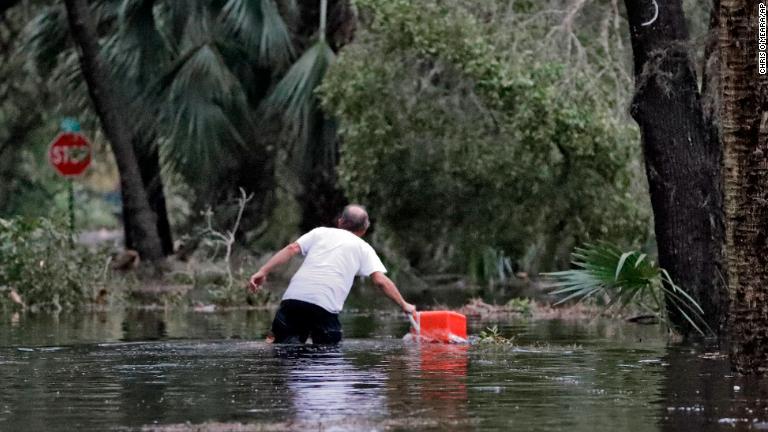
[249,243,301,292]
[370,271,416,314]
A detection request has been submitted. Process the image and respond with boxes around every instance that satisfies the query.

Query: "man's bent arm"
[260,243,301,274]
[249,243,301,291]
[371,271,415,314]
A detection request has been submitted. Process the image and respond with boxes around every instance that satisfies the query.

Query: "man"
[249,204,416,344]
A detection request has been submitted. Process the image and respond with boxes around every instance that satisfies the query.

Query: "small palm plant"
[545,243,711,336]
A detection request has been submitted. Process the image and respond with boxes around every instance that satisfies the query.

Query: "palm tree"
[105,0,293,234]
[28,0,354,245]
[62,0,165,262]
[263,0,351,231]
[719,0,768,374]
[117,0,356,232]
[26,0,175,256]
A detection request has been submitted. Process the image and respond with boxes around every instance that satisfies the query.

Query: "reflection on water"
[659,346,768,431]
[0,310,765,431]
[276,345,388,423]
[421,344,468,388]
[418,344,469,417]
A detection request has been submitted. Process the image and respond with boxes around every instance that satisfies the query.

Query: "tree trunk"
[624,0,726,334]
[720,0,768,374]
[124,134,174,256]
[297,0,357,51]
[63,0,164,263]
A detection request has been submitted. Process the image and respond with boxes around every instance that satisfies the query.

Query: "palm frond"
[23,5,69,75]
[107,0,170,83]
[154,0,196,51]
[219,0,294,67]
[261,39,334,143]
[545,243,711,336]
[154,42,254,179]
[92,0,123,27]
[51,50,91,111]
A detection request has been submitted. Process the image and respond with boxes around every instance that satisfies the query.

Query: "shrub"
[319,0,650,275]
[0,217,108,311]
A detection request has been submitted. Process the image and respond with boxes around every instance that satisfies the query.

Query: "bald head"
[338,204,370,234]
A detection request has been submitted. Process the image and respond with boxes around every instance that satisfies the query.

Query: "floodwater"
[0,309,764,431]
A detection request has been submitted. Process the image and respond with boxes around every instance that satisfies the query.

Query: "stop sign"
[48,132,92,177]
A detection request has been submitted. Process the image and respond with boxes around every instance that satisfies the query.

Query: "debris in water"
[193,303,216,313]
[699,352,727,360]
[718,418,749,425]
[473,386,504,393]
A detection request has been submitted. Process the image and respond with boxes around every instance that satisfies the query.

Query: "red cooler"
[411,311,468,343]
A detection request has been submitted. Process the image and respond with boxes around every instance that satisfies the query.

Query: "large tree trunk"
[140,146,173,256]
[624,0,726,334]
[124,133,174,256]
[63,0,164,263]
[720,0,768,374]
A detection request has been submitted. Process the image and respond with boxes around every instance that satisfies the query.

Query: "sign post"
[48,119,92,245]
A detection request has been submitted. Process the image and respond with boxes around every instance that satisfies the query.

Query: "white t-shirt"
[282,227,387,313]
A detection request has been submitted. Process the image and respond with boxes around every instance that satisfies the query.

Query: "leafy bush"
[0,217,108,311]
[319,0,650,275]
[545,243,711,335]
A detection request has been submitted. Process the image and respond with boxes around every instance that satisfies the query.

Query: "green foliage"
[319,0,649,274]
[263,39,335,144]
[220,0,295,68]
[0,3,122,229]
[478,325,515,344]
[546,243,711,336]
[505,298,533,316]
[0,217,108,311]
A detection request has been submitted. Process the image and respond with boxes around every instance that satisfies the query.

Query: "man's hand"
[371,271,416,315]
[247,243,301,294]
[249,270,267,293]
[402,302,416,315]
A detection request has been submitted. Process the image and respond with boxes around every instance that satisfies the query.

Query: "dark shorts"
[270,299,342,345]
